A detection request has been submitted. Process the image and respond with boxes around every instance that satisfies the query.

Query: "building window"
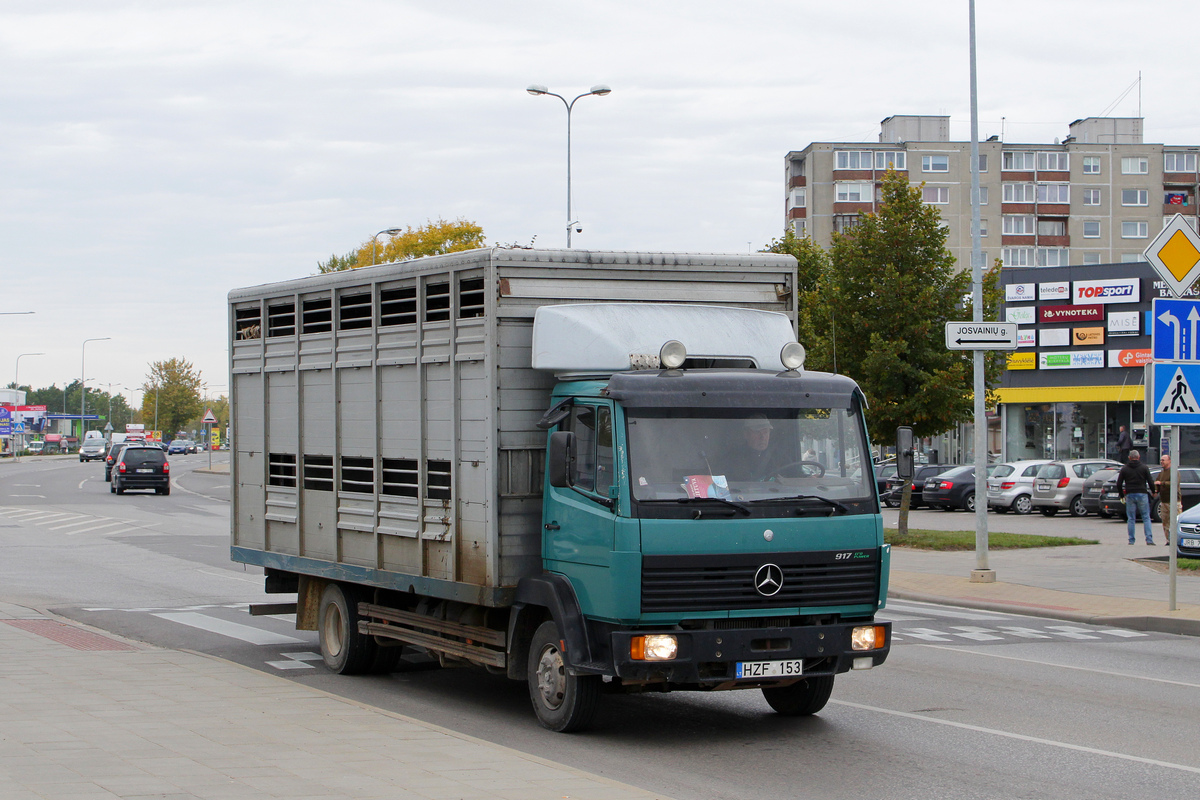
[922,186,949,204]
[978,154,988,172]
[1037,152,1069,171]
[1082,220,1101,238]
[835,182,873,202]
[1165,191,1191,207]
[1166,216,1200,232]
[921,154,949,173]
[976,186,989,205]
[1038,219,1065,237]
[833,215,861,234]
[1002,215,1034,235]
[1037,248,1069,267]
[1121,189,1149,206]
[1082,156,1102,174]
[1037,183,1070,204]
[1122,221,1148,238]
[1003,151,1036,171]
[1121,253,1147,263]
[1121,157,1149,174]
[1002,247,1034,267]
[790,188,806,208]
[1003,183,1035,203]
[835,150,873,170]
[1083,252,1102,265]
[1083,188,1102,206]
[977,218,989,237]
[875,151,906,170]
[792,219,807,237]
[1165,152,1198,172]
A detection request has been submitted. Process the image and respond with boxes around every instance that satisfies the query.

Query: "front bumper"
[606,620,890,687]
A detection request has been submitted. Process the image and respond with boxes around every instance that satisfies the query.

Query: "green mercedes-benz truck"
[229,247,890,731]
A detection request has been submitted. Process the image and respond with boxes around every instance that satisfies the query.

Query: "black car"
[1099,466,1200,522]
[110,445,171,495]
[873,462,898,496]
[881,464,959,509]
[103,442,126,481]
[922,465,986,512]
[1082,467,1121,516]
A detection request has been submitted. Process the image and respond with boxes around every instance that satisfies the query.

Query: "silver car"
[986,459,1052,515]
[1031,458,1122,517]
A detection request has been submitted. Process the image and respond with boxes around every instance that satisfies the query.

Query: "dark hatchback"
[110,445,171,495]
[881,464,959,509]
[1099,466,1200,522]
[103,443,126,481]
[922,464,996,512]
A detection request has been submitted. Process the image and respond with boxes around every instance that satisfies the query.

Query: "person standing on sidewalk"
[1115,450,1155,545]
[1156,454,1181,547]
[1116,425,1134,464]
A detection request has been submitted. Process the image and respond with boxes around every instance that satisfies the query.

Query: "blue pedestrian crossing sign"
[1152,298,1200,361]
[1152,363,1200,424]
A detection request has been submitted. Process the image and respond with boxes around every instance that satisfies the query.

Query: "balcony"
[831,169,875,181]
[1001,234,1036,246]
[789,175,807,188]
[1038,235,1071,247]
[833,201,874,214]
[1163,173,1198,186]
[788,207,807,220]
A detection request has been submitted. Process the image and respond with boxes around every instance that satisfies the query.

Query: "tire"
[1151,499,1162,523]
[963,492,975,513]
[318,583,378,675]
[527,620,600,732]
[1040,507,1057,517]
[1069,495,1087,517]
[762,674,835,716]
[1012,494,1033,515]
[110,480,116,494]
[104,470,111,482]
[161,483,171,496]
[1097,510,1111,519]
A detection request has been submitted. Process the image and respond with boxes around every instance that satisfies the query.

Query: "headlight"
[630,634,678,661]
[851,625,887,651]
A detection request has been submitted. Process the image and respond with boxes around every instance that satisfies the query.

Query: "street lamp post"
[81,338,110,442]
[526,84,612,247]
[13,352,44,462]
[373,228,404,265]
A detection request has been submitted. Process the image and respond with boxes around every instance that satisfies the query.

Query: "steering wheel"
[775,460,826,478]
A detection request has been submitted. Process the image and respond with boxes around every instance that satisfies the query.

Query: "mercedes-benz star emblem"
[754,563,784,597]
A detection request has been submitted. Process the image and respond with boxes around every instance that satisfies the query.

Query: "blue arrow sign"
[1153,298,1200,361]
[1152,362,1200,424]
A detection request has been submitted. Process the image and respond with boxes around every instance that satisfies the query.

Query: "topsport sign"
[1072,278,1140,305]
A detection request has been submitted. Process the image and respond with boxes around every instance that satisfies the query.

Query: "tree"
[318,218,487,273]
[143,358,204,438]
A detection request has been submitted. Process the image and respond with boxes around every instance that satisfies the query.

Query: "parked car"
[1172,505,1200,560]
[873,462,898,496]
[1098,466,1200,522]
[1082,467,1121,517]
[78,439,108,462]
[881,464,959,509]
[110,444,171,495]
[103,442,126,481]
[1031,458,1123,517]
[986,459,1052,515]
[922,465,980,511]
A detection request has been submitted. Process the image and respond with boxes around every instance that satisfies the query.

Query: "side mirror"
[896,426,914,480]
[548,431,575,488]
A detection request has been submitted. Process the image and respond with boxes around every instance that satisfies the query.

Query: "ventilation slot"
[301,298,332,334]
[339,293,372,330]
[381,458,419,497]
[427,459,452,500]
[267,303,296,337]
[341,456,375,494]
[235,307,261,340]
[303,455,334,491]
[458,277,485,318]
[268,453,297,488]
[380,286,417,326]
[424,282,450,323]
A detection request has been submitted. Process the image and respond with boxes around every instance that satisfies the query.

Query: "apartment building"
[785,115,1200,270]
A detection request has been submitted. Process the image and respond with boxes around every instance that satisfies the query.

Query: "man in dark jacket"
[1116,425,1134,463]
[1115,450,1155,545]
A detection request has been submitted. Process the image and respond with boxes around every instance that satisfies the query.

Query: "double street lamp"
[526,84,612,247]
[13,353,44,461]
[373,228,404,265]
[81,338,110,440]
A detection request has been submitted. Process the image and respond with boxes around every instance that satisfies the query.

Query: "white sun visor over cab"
[531,303,798,374]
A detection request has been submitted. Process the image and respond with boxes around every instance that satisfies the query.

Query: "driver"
[726,415,780,481]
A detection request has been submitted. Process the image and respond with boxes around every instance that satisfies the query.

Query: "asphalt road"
[2,455,1198,799]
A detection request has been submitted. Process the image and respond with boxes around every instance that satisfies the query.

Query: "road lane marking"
[9,494,47,499]
[152,612,302,645]
[196,569,262,584]
[949,626,1005,641]
[1045,625,1103,640]
[916,644,1200,688]
[832,699,1200,775]
[64,521,129,536]
[900,628,953,642]
[996,626,1053,639]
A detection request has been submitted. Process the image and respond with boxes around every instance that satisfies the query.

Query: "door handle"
[544,522,560,530]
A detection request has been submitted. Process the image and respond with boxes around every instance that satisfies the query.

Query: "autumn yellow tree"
[317,218,486,273]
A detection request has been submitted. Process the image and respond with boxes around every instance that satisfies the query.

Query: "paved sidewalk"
[0,601,672,800]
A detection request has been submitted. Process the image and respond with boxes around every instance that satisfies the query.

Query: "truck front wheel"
[762,675,835,716]
[318,583,378,675]
[527,620,600,732]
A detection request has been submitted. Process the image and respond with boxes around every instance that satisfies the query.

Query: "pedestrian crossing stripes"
[891,623,1149,644]
[0,505,154,536]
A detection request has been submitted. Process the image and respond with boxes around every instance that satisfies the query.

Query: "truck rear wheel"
[318,583,378,675]
[762,675,834,716]
[527,620,600,732]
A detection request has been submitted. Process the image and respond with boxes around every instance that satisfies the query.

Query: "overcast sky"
[3,0,1196,400]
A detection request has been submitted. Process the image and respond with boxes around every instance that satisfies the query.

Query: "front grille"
[642,550,880,613]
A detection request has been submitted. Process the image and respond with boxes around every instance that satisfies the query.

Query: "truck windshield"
[625,407,875,512]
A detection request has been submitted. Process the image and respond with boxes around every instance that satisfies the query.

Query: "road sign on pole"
[1144,213,1200,298]
[1152,298,1200,361]
[1151,362,1200,424]
[944,321,1018,350]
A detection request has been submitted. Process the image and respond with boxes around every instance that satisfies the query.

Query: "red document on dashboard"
[684,474,731,499]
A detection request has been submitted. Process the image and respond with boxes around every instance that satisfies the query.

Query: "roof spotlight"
[780,342,806,371]
[659,340,687,369]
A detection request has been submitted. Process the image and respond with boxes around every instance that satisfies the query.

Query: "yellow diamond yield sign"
[1146,214,1200,297]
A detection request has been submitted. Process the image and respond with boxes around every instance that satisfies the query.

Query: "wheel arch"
[508,573,592,681]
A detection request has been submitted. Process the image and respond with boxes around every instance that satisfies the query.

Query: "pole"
[81,338,110,443]
[1170,425,1179,610]
[968,0,992,582]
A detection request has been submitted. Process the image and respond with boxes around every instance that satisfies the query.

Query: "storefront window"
[1006,402,1105,460]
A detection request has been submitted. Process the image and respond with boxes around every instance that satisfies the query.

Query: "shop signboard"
[1040,304,1103,323]
[1039,351,1105,370]
[1006,352,1036,370]
[1005,283,1036,302]
[1072,327,1104,346]
[1039,281,1071,301]
[1108,310,1140,336]
[1108,349,1152,368]
[1006,306,1036,324]
[1017,330,1036,347]
[1072,278,1140,305]
[1039,328,1070,347]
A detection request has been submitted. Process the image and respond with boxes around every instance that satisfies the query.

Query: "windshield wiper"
[671,496,753,516]
[749,495,849,514]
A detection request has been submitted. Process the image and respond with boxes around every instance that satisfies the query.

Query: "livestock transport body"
[229,247,891,731]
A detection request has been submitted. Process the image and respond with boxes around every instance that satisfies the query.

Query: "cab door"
[544,403,617,568]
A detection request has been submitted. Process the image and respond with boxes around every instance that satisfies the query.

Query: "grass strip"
[885,528,1098,551]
